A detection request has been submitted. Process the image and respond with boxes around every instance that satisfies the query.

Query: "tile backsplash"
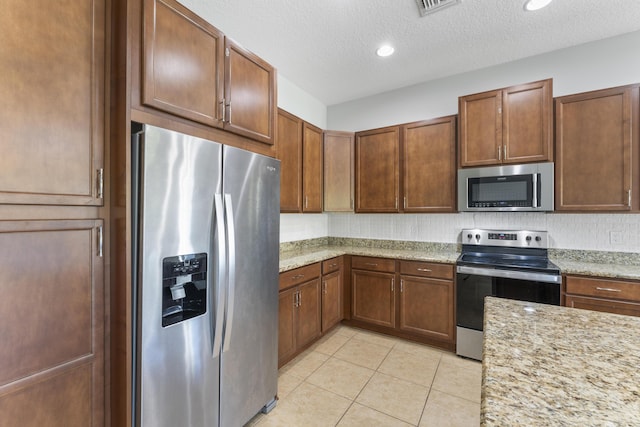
[281,212,640,253]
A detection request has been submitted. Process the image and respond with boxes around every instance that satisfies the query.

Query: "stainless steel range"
[456,229,561,360]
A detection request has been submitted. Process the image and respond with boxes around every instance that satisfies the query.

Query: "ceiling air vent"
[416,0,461,16]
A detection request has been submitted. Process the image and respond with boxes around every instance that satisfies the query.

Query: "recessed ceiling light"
[376,45,395,57]
[524,0,553,11]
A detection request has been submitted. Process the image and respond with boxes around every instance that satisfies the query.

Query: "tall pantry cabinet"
[0,1,108,426]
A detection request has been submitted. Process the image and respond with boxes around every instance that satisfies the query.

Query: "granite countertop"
[482,297,640,426]
[279,244,459,272]
[279,240,640,280]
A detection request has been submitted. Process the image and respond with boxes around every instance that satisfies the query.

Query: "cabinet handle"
[595,287,622,293]
[400,279,404,293]
[329,263,337,268]
[403,197,407,209]
[323,281,327,294]
[628,189,632,207]
[364,262,378,267]
[97,225,104,258]
[416,268,432,272]
[395,197,398,209]
[291,274,305,280]
[293,292,298,307]
[298,291,302,307]
[220,99,226,122]
[497,146,501,161]
[504,145,507,160]
[305,196,308,209]
[391,278,394,292]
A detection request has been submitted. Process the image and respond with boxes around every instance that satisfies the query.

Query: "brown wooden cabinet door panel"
[399,276,454,342]
[565,295,640,318]
[322,270,342,332]
[555,85,639,211]
[278,288,297,366]
[459,90,502,167]
[0,0,104,205]
[565,276,640,302]
[324,131,354,212]
[0,220,104,426]
[502,79,553,164]
[277,109,303,212]
[142,0,224,128]
[355,127,400,212]
[224,39,277,145]
[403,117,457,212]
[296,279,322,349]
[303,123,323,212]
[351,270,395,327]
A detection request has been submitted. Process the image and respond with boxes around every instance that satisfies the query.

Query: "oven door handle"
[456,265,561,284]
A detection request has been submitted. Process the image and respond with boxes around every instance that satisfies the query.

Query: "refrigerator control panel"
[162,253,207,327]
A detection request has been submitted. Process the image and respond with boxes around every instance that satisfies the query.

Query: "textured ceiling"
[183,0,640,106]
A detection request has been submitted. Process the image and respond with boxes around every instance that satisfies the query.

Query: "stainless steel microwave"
[458,162,554,212]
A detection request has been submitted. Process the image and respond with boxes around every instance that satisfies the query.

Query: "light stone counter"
[279,245,459,272]
[482,297,640,426]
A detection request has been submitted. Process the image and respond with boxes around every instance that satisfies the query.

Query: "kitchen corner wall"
[280,212,640,253]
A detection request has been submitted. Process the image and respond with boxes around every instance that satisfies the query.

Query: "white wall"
[277,75,327,129]
[328,213,640,253]
[327,30,640,131]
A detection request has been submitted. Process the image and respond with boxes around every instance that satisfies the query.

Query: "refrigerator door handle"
[212,194,227,358]
[222,193,236,352]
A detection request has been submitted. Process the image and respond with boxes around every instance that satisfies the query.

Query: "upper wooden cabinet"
[141,0,276,145]
[0,0,105,206]
[277,109,303,212]
[555,84,640,211]
[324,131,355,212]
[355,116,457,213]
[355,126,401,212]
[302,123,324,212]
[402,116,457,212]
[459,78,553,167]
[277,109,322,213]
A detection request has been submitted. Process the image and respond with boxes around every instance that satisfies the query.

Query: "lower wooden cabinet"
[321,257,343,332]
[564,275,640,317]
[349,256,455,349]
[0,220,104,426]
[279,258,344,367]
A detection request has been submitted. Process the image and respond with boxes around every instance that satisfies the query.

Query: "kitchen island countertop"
[482,297,640,426]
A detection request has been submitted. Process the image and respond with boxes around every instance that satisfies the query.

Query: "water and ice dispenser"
[161,253,207,327]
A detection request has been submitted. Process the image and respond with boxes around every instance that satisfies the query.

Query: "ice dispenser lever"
[162,253,207,327]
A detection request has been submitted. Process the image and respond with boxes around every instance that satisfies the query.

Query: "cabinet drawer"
[565,276,640,302]
[399,261,453,280]
[322,256,343,274]
[351,256,395,273]
[280,263,321,291]
[565,295,640,318]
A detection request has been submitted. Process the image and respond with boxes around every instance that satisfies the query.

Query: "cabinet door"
[224,38,277,145]
[142,0,224,128]
[324,131,354,212]
[555,85,639,211]
[0,0,105,205]
[502,79,553,164]
[459,90,502,167]
[277,109,303,212]
[565,295,640,318]
[278,287,297,366]
[403,117,457,212]
[0,220,104,426]
[296,279,322,349]
[322,270,343,332]
[355,127,400,212]
[303,123,323,212]
[351,270,396,328]
[399,276,454,342]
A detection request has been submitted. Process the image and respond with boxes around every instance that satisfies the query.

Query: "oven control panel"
[461,229,549,248]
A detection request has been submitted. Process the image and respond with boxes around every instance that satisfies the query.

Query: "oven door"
[456,265,560,360]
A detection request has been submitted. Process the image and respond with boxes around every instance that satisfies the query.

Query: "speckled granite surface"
[279,238,459,272]
[280,238,640,280]
[482,297,640,426]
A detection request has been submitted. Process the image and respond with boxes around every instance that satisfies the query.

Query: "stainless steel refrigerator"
[131,123,280,427]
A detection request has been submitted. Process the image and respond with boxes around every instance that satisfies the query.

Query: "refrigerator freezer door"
[220,146,280,426]
[136,125,222,427]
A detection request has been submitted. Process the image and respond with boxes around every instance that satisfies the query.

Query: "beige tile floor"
[246,325,481,427]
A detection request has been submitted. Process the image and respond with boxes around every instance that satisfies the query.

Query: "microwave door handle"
[532,173,538,207]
